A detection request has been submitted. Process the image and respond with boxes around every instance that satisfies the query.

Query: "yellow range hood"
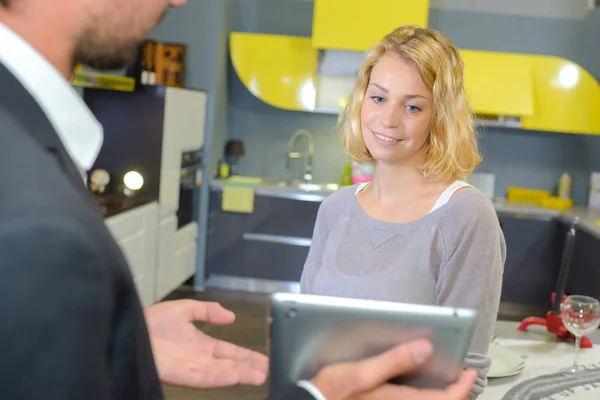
[229,0,600,136]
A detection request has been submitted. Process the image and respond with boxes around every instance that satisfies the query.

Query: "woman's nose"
[380,104,401,129]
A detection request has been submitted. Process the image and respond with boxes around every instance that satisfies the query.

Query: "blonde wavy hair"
[338,24,482,181]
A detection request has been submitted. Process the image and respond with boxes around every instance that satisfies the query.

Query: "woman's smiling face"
[360,51,433,167]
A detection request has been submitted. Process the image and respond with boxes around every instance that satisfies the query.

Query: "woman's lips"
[373,131,402,145]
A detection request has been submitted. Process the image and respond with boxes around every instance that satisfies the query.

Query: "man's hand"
[144,299,268,389]
[311,339,477,400]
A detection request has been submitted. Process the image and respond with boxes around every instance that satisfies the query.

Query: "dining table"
[480,320,600,399]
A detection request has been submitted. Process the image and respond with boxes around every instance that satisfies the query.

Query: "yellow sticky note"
[228,176,263,185]
[222,185,255,213]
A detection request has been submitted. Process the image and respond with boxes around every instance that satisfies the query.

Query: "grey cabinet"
[567,226,600,301]
[205,190,320,282]
[498,213,600,318]
[497,213,563,311]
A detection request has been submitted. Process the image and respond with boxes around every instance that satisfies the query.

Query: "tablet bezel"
[267,292,478,398]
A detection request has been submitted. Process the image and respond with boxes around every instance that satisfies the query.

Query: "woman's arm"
[436,193,506,399]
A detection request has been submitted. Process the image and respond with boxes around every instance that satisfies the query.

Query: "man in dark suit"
[0,0,477,399]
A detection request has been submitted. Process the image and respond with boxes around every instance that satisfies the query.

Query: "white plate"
[487,343,525,378]
[489,362,524,378]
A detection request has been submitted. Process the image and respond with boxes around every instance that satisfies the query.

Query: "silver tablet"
[267,292,477,398]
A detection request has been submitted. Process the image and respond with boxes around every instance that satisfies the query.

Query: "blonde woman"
[300,25,506,399]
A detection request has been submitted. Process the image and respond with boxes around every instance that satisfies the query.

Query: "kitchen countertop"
[210,178,337,202]
[94,193,157,218]
[494,198,600,240]
[211,179,600,240]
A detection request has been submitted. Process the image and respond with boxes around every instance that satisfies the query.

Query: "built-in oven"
[177,149,203,228]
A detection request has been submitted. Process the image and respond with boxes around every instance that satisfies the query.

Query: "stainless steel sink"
[266,179,339,192]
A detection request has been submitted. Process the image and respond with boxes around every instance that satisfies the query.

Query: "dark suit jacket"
[0,63,314,400]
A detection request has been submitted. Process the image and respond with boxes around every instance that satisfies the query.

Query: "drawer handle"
[242,233,311,247]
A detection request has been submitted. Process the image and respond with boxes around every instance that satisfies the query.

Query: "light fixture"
[300,80,316,110]
[89,169,110,194]
[248,76,260,96]
[558,64,579,89]
[123,170,144,196]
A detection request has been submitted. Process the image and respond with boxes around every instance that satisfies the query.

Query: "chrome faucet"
[286,129,314,182]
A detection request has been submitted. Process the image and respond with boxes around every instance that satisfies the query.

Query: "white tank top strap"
[355,181,370,195]
[429,180,472,213]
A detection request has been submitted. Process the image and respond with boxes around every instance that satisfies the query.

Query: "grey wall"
[227,0,600,204]
[150,0,235,288]
[151,0,234,173]
[229,0,346,184]
[228,68,348,184]
[476,127,591,204]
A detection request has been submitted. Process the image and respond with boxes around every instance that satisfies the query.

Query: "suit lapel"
[0,63,97,207]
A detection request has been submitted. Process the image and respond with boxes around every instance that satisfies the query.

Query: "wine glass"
[560,295,600,373]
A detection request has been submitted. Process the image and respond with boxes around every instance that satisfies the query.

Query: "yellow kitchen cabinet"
[521,56,600,135]
[229,32,600,135]
[229,32,318,112]
[461,50,535,118]
[311,0,430,52]
[461,51,600,135]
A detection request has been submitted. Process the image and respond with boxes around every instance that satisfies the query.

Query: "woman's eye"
[406,105,421,113]
[370,96,385,104]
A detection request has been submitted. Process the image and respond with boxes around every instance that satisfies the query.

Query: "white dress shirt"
[0,22,103,180]
[298,380,328,400]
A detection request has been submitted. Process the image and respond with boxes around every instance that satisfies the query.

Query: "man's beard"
[72,10,167,71]
[73,35,142,71]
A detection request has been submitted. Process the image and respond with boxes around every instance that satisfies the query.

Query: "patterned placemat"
[481,338,600,400]
[501,367,600,399]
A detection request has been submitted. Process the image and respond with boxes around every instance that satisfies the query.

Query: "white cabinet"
[104,202,158,307]
[103,201,198,306]
[153,87,205,299]
[100,87,206,305]
[155,209,198,300]
[159,87,207,212]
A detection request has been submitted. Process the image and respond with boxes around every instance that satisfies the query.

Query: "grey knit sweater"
[300,184,506,399]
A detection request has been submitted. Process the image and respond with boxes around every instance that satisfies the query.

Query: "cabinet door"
[173,230,197,283]
[242,237,310,282]
[160,88,207,209]
[206,189,316,282]
[156,216,198,301]
[156,215,176,300]
[567,226,600,302]
[105,202,159,307]
[173,221,198,284]
[498,213,562,309]
[246,194,320,238]
[312,0,429,52]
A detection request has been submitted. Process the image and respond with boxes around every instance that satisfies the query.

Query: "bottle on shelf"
[341,162,352,186]
[216,159,230,179]
[140,59,149,85]
[558,172,572,199]
[148,60,156,85]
